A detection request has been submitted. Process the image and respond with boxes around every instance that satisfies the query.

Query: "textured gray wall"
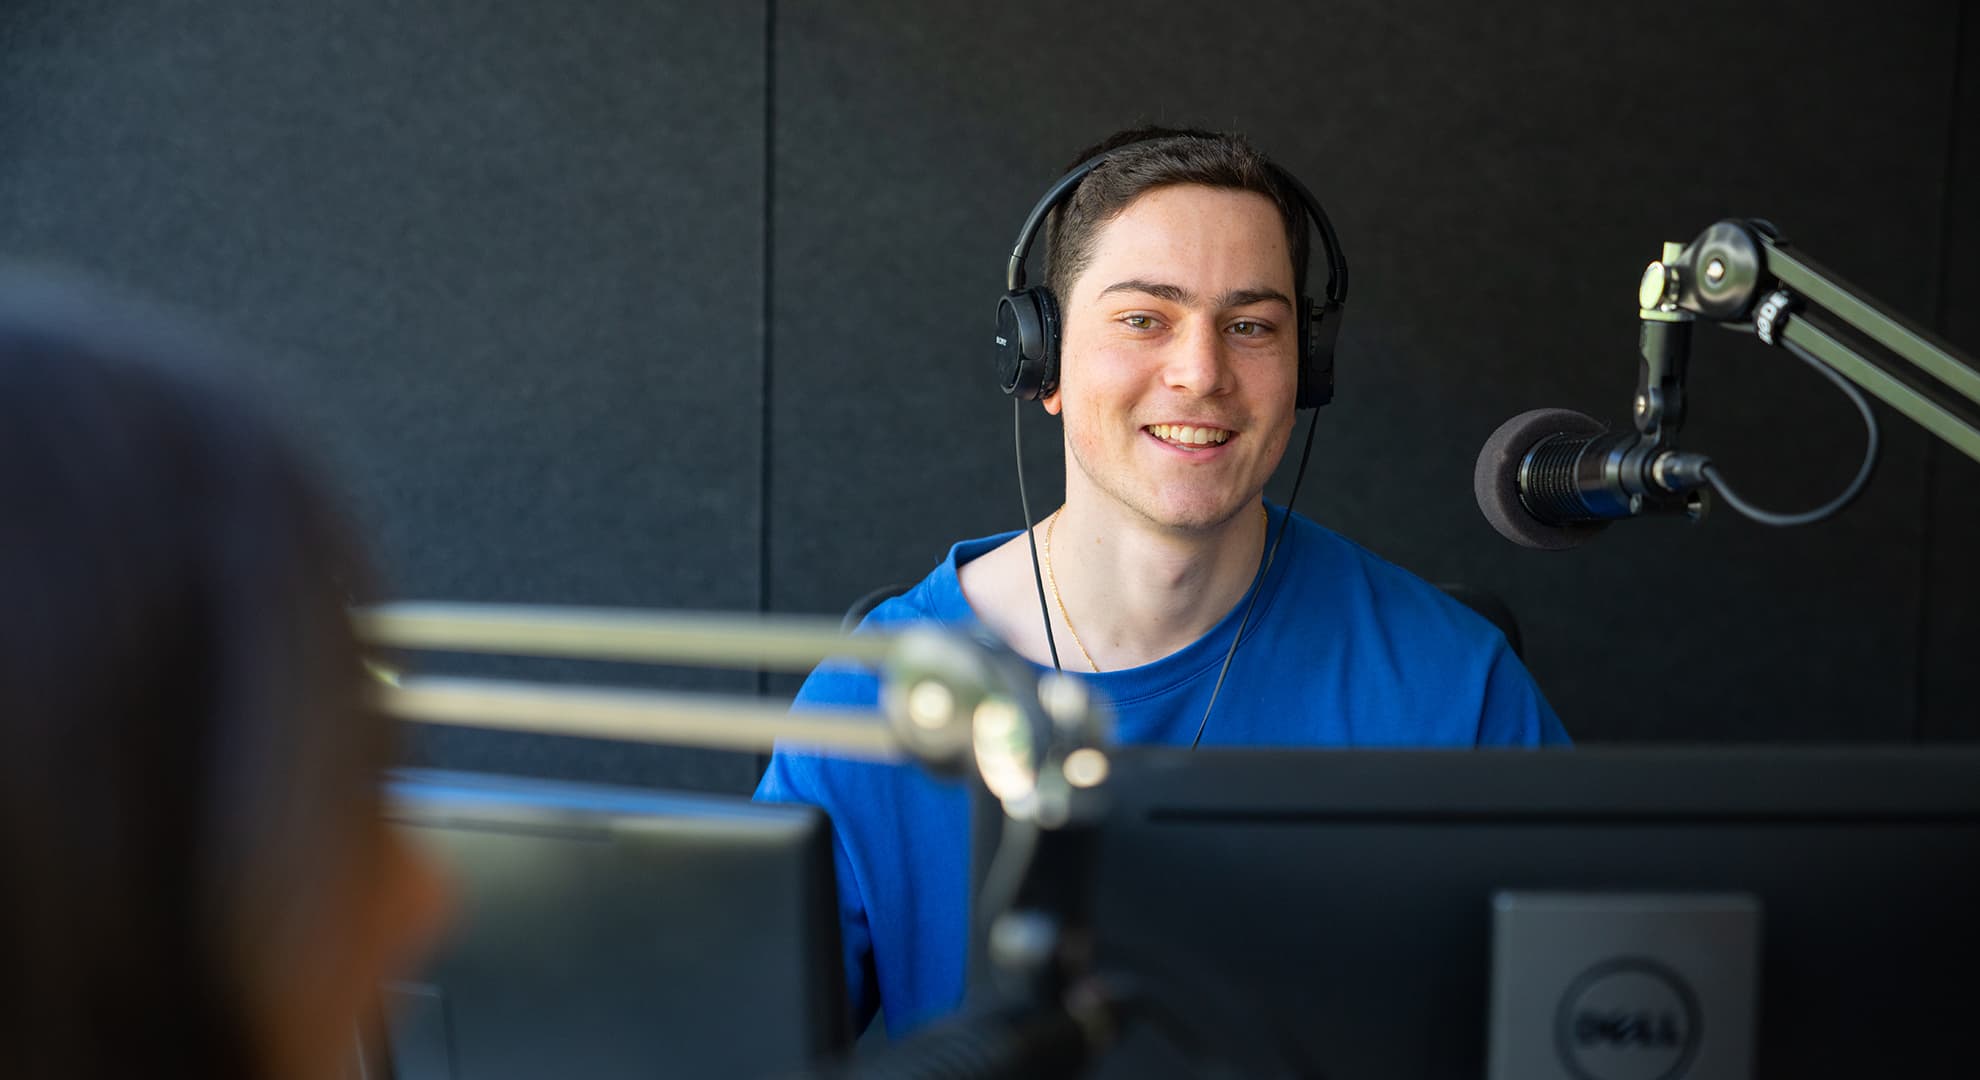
[3,1,1974,795]
[1924,5,1980,740]
[0,0,770,790]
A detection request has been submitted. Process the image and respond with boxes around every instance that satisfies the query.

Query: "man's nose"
[1162,320,1232,397]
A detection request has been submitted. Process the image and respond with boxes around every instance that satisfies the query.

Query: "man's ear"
[1041,385,1063,416]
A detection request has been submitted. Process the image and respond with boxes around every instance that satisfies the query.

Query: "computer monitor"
[1045,746,1980,1078]
[379,770,849,1079]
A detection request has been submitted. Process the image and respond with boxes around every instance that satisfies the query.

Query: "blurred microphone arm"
[358,601,1125,1077]
[356,602,1112,805]
[354,602,897,672]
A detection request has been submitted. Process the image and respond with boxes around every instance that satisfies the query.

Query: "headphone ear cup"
[1298,297,1340,409]
[995,287,1062,400]
[1032,286,1062,397]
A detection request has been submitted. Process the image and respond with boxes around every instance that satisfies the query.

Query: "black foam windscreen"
[1473,408,1611,551]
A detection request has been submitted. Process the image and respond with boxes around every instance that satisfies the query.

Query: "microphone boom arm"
[356,602,1113,809]
[1644,220,1980,468]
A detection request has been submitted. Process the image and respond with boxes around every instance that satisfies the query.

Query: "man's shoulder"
[792,529,1016,712]
[952,530,1041,644]
[1274,510,1422,598]
[1274,511,1505,649]
[1265,511,1563,746]
[848,529,1022,631]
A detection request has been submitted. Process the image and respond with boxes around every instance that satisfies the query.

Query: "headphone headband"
[1004,148,1349,305]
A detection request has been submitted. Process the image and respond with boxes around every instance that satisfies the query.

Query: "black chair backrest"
[840,584,912,632]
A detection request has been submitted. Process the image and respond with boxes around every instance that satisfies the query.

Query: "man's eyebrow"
[1215,287,1294,310]
[1096,279,1194,304]
[1095,279,1294,311]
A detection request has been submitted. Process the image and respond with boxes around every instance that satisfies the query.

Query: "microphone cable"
[1692,335,1881,527]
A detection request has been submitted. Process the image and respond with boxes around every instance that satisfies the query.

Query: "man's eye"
[1229,320,1266,337]
[1123,314,1157,330]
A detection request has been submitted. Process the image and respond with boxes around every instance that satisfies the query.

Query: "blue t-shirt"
[755,505,1569,1036]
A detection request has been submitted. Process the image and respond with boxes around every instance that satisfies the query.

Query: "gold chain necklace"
[1043,509,1101,672]
[1042,504,1269,674]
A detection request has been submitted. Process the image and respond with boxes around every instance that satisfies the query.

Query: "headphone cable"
[1015,397,1063,672]
[1189,407,1318,749]
[1015,396,1318,741]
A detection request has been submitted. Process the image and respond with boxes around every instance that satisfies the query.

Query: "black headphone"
[993,144,1349,409]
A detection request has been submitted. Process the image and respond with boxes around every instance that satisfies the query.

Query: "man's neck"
[1046,492,1268,671]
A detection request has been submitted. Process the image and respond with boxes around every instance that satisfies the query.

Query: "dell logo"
[1554,958,1701,1080]
[1573,1008,1684,1049]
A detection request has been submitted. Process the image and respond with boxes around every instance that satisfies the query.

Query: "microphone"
[1472,409,1710,550]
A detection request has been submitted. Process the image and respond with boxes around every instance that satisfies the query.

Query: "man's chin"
[1135,496,1260,534]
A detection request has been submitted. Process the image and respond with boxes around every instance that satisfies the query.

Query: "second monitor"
[383,770,849,1079]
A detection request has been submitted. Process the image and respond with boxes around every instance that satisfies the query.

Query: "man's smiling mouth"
[1145,423,1233,449]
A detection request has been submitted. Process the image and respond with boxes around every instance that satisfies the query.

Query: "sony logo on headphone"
[995,336,1009,347]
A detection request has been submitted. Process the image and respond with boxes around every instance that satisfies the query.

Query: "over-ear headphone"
[993,143,1349,409]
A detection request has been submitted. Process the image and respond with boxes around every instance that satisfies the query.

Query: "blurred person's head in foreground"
[0,268,449,1079]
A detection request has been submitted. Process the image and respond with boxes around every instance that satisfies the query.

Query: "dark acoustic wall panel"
[1924,7,1980,741]
[0,1,769,791]
[770,1,1964,743]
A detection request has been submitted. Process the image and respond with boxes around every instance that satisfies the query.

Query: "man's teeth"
[1148,424,1232,446]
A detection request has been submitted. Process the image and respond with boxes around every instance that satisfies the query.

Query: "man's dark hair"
[1044,125,1311,303]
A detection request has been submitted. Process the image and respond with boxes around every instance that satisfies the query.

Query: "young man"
[757,128,1569,1037]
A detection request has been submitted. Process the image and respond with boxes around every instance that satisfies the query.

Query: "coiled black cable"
[1698,336,1881,527]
